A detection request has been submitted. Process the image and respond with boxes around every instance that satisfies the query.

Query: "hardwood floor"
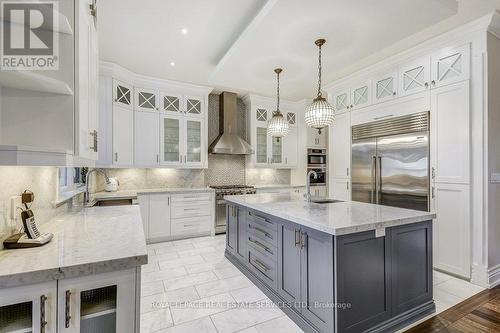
[406,286,500,332]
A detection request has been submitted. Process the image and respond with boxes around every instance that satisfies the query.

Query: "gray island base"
[224,193,436,333]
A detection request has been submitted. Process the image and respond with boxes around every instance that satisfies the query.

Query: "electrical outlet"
[10,195,22,220]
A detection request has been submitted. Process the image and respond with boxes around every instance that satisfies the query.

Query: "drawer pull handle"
[249,225,272,239]
[183,208,199,211]
[252,258,270,273]
[40,294,47,333]
[65,290,71,328]
[249,211,272,224]
[184,224,195,227]
[249,238,272,254]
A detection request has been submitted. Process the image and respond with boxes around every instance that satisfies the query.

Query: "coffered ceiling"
[99,0,500,100]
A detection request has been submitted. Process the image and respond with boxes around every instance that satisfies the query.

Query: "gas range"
[210,185,256,234]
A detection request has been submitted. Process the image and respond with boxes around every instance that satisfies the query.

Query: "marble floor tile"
[154,317,218,333]
[236,327,259,333]
[155,246,184,255]
[184,262,218,275]
[177,246,217,258]
[214,265,243,279]
[170,292,235,325]
[164,286,201,304]
[195,275,252,298]
[141,292,170,313]
[142,267,188,283]
[254,316,303,333]
[141,261,159,273]
[201,251,226,263]
[230,285,268,304]
[158,255,205,270]
[140,308,173,333]
[434,285,466,307]
[149,252,180,263]
[164,271,219,292]
[142,280,165,297]
[147,241,174,250]
[437,277,485,299]
[210,303,283,333]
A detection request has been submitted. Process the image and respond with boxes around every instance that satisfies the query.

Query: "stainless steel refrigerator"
[351,112,429,211]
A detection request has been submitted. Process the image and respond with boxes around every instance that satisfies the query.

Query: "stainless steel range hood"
[209,92,254,155]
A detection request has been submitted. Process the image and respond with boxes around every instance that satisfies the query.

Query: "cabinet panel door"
[300,227,334,332]
[277,222,302,307]
[283,126,298,167]
[0,281,57,333]
[330,178,350,201]
[160,91,183,115]
[390,221,432,315]
[336,231,391,333]
[333,88,351,113]
[236,207,247,261]
[135,87,159,112]
[58,270,136,333]
[431,44,470,88]
[185,95,204,117]
[185,117,204,167]
[149,193,171,239]
[330,112,351,178]
[399,56,431,96]
[432,183,470,278]
[134,111,159,167]
[160,115,183,166]
[372,72,398,103]
[226,205,237,254]
[112,106,134,166]
[112,79,133,110]
[351,80,371,109]
[256,127,269,165]
[430,80,470,184]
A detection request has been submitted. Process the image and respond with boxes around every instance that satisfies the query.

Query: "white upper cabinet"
[160,114,184,166]
[307,126,327,148]
[286,111,297,127]
[431,44,470,88]
[330,112,351,179]
[271,136,283,165]
[160,91,183,114]
[185,117,204,167]
[134,111,159,167]
[333,88,351,113]
[372,72,398,103]
[112,105,134,166]
[351,80,372,109]
[112,79,133,110]
[399,56,431,96]
[283,126,298,167]
[135,87,159,112]
[430,80,470,184]
[185,95,204,118]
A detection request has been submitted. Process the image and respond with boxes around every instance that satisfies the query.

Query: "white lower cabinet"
[0,281,57,333]
[112,106,134,166]
[330,178,350,201]
[58,269,137,333]
[432,183,471,278]
[148,193,171,241]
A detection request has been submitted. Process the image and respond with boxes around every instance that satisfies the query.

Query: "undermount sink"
[310,198,343,204]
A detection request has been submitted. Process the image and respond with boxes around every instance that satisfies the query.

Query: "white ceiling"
[99,0,500,101]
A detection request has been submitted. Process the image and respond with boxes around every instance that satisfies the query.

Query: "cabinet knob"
[393,91,397,96]
[425,82,429,88]
[431,80,436,86]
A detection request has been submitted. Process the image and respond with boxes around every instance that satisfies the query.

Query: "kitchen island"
[224,193,436,333]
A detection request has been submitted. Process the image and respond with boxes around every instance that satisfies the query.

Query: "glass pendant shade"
[305,38,335,134]
[305,96,335,134]
[268,68,289,140]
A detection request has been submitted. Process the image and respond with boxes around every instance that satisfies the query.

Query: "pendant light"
[305,38,335,134]
[267,68,289,141]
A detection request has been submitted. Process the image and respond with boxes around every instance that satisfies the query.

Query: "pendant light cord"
[317,43,322,98]
[276,70,280,113]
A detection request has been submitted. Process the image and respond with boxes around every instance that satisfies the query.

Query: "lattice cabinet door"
[184,95,204,118]
[286,111,297,127]
[431,44,470,89]
[333,88,351,113]
[255,108,269,124]
[351,80,372,110]
[112,79,133,110]
[134,87,159,112]
[372,72,398,104]
[160,91,184,115]
[399,56,431,96]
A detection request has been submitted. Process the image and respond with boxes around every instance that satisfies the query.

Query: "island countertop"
[0,205,147,289]
[225,193,435,235]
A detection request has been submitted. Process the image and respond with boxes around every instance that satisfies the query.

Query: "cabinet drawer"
[247,220,277,247]
[247,235,277,262]
[248,248,277,289]
[247,210,277,231]
[171,216,211,236]
[171,202,211,219]
[171,193,211,203]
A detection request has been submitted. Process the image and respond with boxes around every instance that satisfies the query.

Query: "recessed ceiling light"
[181,28,188,35]
[170,62,175,67]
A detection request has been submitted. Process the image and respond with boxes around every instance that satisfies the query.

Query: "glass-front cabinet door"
[256,127,269,165]
[185,118,204,167]
[271,136,283,164]
[351,80,371,109]
[160,91,183,114]
[399,56,431,96]
[184,95,204,117]
[333,88,351,113]
[58,270,136,333]
[0,281,57,333]
[160,115,183,166]
[372,72,398,104]
[431,44,470,88]
[112,79,133,110]
[135,87,159,112]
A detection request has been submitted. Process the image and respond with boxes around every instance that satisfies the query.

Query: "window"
[58,167,85,193]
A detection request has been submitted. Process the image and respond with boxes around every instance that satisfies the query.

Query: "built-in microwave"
[307,148,327,167]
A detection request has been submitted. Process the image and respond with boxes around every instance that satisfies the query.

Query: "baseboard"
[488,264,500,288]
[367,301,435,333]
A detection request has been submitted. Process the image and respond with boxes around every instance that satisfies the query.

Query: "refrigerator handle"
[371,156,377,204]
[378,156,382,205]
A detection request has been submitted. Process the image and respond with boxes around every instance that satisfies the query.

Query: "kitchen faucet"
[84,168,110,206]
[305,170,318,202]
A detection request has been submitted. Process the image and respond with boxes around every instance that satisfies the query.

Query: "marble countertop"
[225,193,435,236]
[252,184,306,189]
[0,206,147,288]
[93,187,214,200]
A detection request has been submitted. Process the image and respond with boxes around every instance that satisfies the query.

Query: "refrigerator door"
[351,138,377,204]
[376,132,429,211]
